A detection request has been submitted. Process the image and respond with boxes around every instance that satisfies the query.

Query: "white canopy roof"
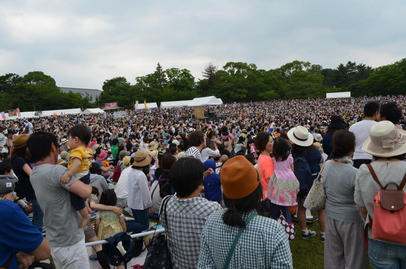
[188,96,223,107]
[161,100,191,108]
[41,108,82,116]
[83,108,105,114]
[136,103,158,110]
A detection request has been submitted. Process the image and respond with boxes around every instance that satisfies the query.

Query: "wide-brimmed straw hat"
[362,120,406,158]
[132,150,152,167]
[287,126,314,147]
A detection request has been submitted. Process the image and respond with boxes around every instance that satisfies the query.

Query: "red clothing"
[257,154,274,199]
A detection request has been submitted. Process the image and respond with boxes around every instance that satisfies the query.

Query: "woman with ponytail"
[198,155,293,269]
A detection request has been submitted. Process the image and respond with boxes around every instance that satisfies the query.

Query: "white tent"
[0,112,38,120]
[41,108,82,116]
[326,91,351,99]
[136,103,158,110]
[188,96,223,107]
[83,108,105,114]
[161,100,191,108]
[146,103,158,109]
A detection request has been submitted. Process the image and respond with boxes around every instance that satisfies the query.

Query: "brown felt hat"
[220,155,259,199]
[12,134,29,149]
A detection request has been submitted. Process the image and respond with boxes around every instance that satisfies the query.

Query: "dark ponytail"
[222,184,262,227]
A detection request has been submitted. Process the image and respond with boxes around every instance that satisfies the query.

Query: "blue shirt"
[0,200,44,269]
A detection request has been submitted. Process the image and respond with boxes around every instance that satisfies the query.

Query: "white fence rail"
[85,228,165,247]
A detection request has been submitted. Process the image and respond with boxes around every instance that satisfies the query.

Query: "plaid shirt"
[198,210,293,269]
[160,195,222,269]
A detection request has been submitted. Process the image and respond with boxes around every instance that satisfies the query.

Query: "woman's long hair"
[222,184,262,228]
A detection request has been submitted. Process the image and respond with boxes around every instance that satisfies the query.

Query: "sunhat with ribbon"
[287,126,314,147]
[362,120,406,158]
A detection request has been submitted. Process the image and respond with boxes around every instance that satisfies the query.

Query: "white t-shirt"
[114,166,131,199]
[349,120,377,160]
[127,169,152,210]
[201,148,220,162]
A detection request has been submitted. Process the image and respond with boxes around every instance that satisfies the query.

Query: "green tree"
[99,77,133,108]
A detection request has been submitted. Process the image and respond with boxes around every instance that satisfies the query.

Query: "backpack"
[293,157,313,195]
[102,232,135,267]
[367,164,406,245]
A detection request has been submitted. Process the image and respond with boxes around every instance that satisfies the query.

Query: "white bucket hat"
[287,126,314,147]
[362,120,406,158]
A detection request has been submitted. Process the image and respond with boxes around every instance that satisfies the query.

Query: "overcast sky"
[0,0,405,89]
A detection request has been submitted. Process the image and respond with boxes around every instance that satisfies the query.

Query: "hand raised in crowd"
[203,168,214,178]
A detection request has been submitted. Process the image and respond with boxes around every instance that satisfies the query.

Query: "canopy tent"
[160,96,223,108]
[326,91,351,99]
[188,96,223,107]
[161,100,191,108]
[83,108,105,114]
[41,108,82,117]
[0,108,82,120]
[0,111,38,120]
[136,103,158,110]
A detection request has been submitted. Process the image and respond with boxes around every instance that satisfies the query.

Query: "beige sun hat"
[287,126,314,147]
[362,120,406,158]
[148,141,159,151]
[132,150,152,167]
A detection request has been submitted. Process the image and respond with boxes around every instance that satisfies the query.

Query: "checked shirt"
[160,195,222,269]
[198,210,293,269]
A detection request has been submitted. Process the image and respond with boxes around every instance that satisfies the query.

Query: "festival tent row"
[160,96,223,109]
[83,108,105,114]
[188,96,223,107]
[135,103,158,110]
[0,108,105,120]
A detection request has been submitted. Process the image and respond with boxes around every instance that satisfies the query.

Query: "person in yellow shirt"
[61,124,93,228]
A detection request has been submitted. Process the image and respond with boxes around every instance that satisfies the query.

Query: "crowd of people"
[0,95,406,269]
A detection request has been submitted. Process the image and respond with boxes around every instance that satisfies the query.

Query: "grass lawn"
[290,220,373,269]
[291,222,324,269]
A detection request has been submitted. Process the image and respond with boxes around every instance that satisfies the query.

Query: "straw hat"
[220,155,259,199]
[132,150,152,167]
[123,156,131,167]
[12,134,29,149]
[287,126,314,147]
[362,120,406,158]
[148,141,159,151]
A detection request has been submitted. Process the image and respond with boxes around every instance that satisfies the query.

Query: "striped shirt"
[185,147,203,162]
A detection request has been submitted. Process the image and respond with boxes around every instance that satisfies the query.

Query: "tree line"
[99,59,406,108]
[0,59,405,111]
[0,72,95,111]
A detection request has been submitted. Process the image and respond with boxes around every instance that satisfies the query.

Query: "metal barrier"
[85,228,165,247]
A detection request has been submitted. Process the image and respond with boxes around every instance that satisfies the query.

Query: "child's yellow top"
[68,146,93,173]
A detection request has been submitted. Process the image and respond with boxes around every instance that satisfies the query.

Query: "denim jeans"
[269,203,293,223]
[32,199,44,232]
[368,239,406,269]
[125,209,149,233]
